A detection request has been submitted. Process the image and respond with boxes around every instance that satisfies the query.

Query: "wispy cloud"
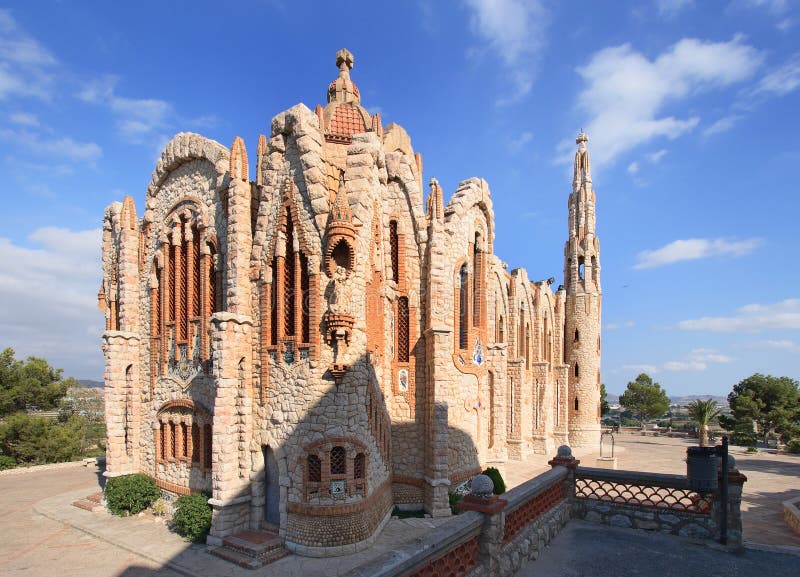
[8,111,39,126]
[634,237,763,269]
[568,36,763,166]
[79,76,173,145]
[623,348,732,374]
[663,348,733,371]
[655,0,694,18]
[0,227,104,378]
[740,339,800,353]
[751,53,800,97]
[508,131,533,153]
[677,298,800,332]
[627,161,639,175]
[0,9,57,100]
[703,115,742,137]
[606,321,635,330]
[0,127,102,164]
[463,0,549,104]
[647,149,667,163]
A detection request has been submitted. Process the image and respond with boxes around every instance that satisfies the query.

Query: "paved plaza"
[0,434,797,576]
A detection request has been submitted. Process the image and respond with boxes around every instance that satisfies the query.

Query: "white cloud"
[508,131,533,152]
[627,161,639,175]
[740,0,789,14]
[663,348,733,371]
[572,36,763,166]
[0,9,56,100]
[0,127,102,164]
[79,76,173,144]
[605,321,635,330]
[703,115,742,137]
[0,228,104,378]
[623,364,660,374]
[677,298,800,332]
[752,54,800,97]
[8,111,39,126]
[741,339,800,353]
[634,237,763,269]
[463,0,549,104]
[646,149,667,163]
[656,0,694,18]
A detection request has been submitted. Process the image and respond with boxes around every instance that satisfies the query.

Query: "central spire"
[328,48,360,104]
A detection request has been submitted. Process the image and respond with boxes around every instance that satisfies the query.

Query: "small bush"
[448,492,463,515]
[787,439,800,454]
[746,446,758,453]
[0,455,16,470]
[151,497,172,517]
[172,493,212,543]
[482,467,506,495]
[105,474,160,516]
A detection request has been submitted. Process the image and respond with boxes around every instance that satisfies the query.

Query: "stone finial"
[471,474,494,498]
[256,134,267,186]
[557,445,572,458]
[230,136,248,182]
[573,130,591,190]
[336,48,354,72]
[549,445,579,468]
[576,130,588,145]
[427,177,444,223]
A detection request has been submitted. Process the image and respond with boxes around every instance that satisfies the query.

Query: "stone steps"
[209,530,289,570]
[72,491,104,512]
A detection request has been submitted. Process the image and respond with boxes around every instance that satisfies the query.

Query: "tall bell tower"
[564,131,602,447]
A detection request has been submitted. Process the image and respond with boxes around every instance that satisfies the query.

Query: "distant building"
[98,49,602,553]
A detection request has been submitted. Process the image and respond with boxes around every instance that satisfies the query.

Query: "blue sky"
[0,0,798,396]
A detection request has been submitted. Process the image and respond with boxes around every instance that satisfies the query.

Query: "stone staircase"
[72,491,104,512]
[209,530,289,569]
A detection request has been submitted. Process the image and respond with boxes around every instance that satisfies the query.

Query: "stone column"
[207,312,254,544]
[548,445,580,502]
[423,327,453,517]
[485,343,508,467]
[225,177,252,316]
[102,331,141,477]
[456,475,508,576]
[723,457,747,550]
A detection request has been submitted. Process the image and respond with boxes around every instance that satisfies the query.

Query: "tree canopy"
[719,373,799,443]
[619,373,670,426]
[0,348,77,415]
[600,383,610,416]
[686,399,721,447]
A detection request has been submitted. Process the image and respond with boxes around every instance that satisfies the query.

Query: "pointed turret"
[323,174,356,277]
[564,131,602,448]
[426,177,444,223]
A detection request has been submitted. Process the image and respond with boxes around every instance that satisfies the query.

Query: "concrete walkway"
[516,520,799,577]
[3,435,797,576]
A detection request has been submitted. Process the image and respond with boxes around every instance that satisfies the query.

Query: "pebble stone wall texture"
[99,48,602,555]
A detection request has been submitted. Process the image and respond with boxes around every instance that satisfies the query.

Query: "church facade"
[99,49,602,554]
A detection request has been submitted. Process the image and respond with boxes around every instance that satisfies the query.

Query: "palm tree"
[686,399,721,447]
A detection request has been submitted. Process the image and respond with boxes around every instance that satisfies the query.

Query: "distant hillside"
[78,379,104,389]
[670,395,728,407]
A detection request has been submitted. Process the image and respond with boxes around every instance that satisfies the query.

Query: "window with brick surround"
[458,264,469,350]
[303,441,367,501]
[390,220,399,283]
[574,363,580,378]
[354,453,365,479]
[151,204,218,382]
[397,297,409,363]
[308,455,322,483]
[330,446,346,475]
[265,206,311,362]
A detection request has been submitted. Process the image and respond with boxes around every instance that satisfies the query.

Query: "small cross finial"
[336,48,354,72]
[576,130,589,145]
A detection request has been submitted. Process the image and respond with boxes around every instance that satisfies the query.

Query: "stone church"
[99,49,602,554]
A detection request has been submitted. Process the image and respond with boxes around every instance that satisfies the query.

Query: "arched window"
[330,446,346,475]
[473,233,482,326]
[574,329,580,342]
[152,207,217,380]
[574,397,579,411]
[574,363,580,378]
[458,264,469,350]
[390,220,399,283]
[578,256,585,281]
[203,424,213,470]
[518,306,525,359]
[307,455,322,483]
[353,453,365,479]
[397,297,409,362]
[498,314,505,343]
[525,323,531,369]
[267,207,311,358]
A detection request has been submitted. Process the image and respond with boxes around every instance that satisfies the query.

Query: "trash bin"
[686,446,718,492]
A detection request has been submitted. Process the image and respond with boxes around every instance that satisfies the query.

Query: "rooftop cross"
[336,48,354,73]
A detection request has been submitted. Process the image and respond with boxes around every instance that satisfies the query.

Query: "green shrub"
[448,492,463,515]
[481,467,506,495]
[0,455,16,470]
[172,493,212,543]
[787,439,800,454]
[746,446,758,453]
[105,474,160,516]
